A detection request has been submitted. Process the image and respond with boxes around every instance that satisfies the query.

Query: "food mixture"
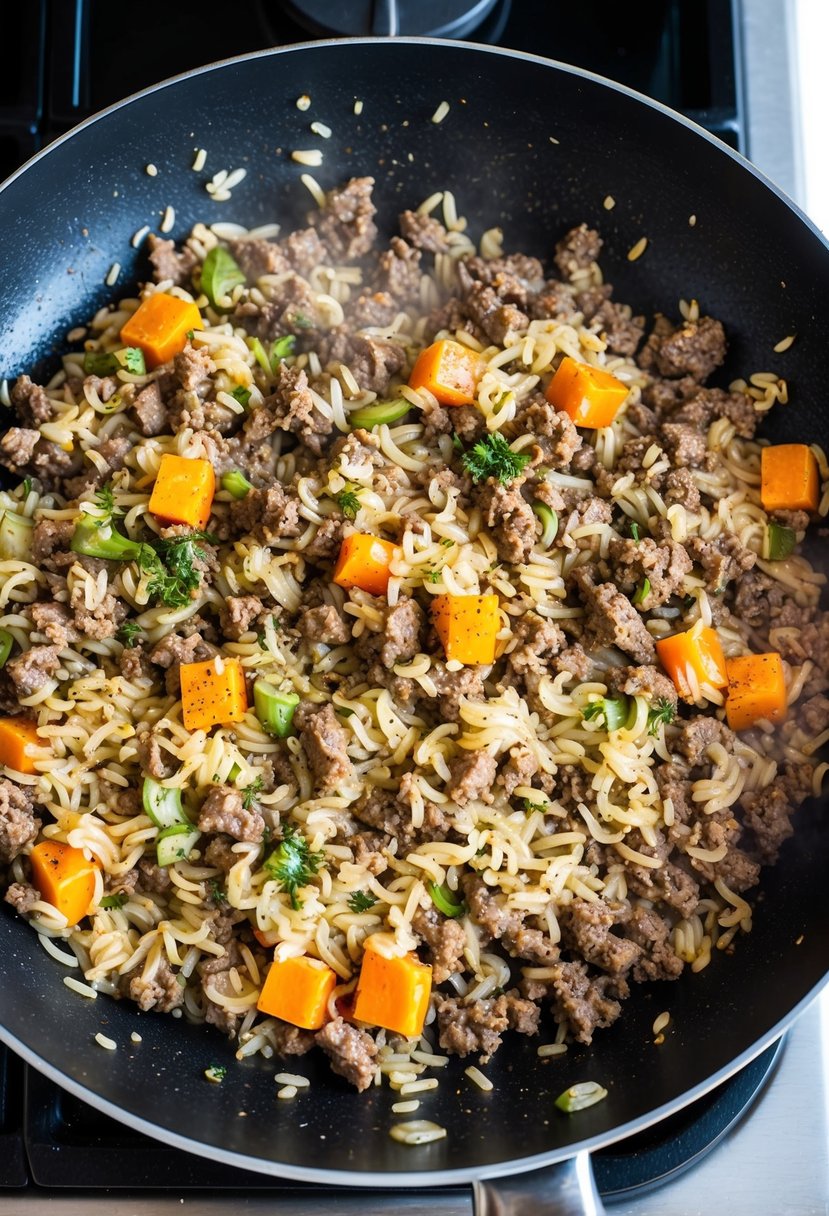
[0,176,827,1096]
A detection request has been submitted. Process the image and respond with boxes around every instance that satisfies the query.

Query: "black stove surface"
[1,0,744,185]
[1,1037,782,1202]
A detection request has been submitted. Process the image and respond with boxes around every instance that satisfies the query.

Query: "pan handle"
[473,1151,605,1216]
[371,0,399,36]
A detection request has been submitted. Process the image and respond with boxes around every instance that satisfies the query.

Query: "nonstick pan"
[1,38,828,1213]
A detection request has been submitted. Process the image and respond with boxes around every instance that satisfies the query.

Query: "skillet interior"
[0,38,828,1183]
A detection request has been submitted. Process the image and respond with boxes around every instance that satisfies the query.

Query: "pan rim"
[1,975,826,1186]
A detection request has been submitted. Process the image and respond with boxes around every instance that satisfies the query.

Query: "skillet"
[0,37,828,1212]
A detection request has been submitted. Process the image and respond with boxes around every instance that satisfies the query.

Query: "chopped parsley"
[206,879,228,907]
[123,347,146,375]
[240,775,264,810]
[460,431,532,485]
[347,890,378,913]
[291,312,314,329]
[647,697,676,735]
[116,620,143,649]
[231,385,252,408]
[94,483,123,524]
[204,1064,227,1084]
[99,893,128,909]
[336,485,361,521]
[146,532,215,609]
[523,798,547,814]
[263,823,325,910]
[270,335,296,367]
[451,432,465,453]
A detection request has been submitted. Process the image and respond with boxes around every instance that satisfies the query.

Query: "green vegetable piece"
[142,776,187,829]
[348,398,411,430]
[427,881,466,919]
[347,890,378,913]
[83,350,121,376]
[231,385,252,409]
[0,628,14,669]
[632,577,651,606]
[221,470,253,500]
[254,679,300,738]
[263,823,325,910]
[269,335,296,370]
[583,696,629,732]
[116,620,143,649]
[0,510,33,561]
[123,347,146,375]
[767,522,797,560]
[247,336,271,372]
[555,1082,608,1114]
[241,774,264,810]
[336,486,361,520]
[70,515,145,562]
[99,893,128,910]
[532,501,559,548]
[201,245,245,309]
[646,697,676,736]
[204,1064,227,1083]
[147,532,214,609]
[461,431,532,486]
[156,823,201,867]
[629,521,641,542]
[291,312,313,329]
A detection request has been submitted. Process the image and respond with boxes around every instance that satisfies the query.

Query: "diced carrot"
[760,444,819,512]
[333,533,398,596]
[120,292,203,369]
[29,840,98,926]
[408,338,482,406]
[256,954,337,1030]
[431,593,500,665]
[544,355,629,428]
[352,938,432,1038]
[148,453,216,530]
[180,656,248,732]
[725,652,787,731]
[0,716,42,774]
[656,625,728,702]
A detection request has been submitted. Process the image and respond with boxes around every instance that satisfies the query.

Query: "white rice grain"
[274,1072,310,1088]
[277,1084,298,1100]
[64,975,97,998]
[105,262,121,287]
[310,121,332,139]
[389,1120,446,1145]
[160,206,175,234]
[95,1032,117,1051]
[192,148,207,172]
[292,149,324,167]
[296,94,311,111]
[131,225,150,248]
[130,1032,142,1043]
[431,101,450,124]
[537,1043,568,1058]
[399,1077,438,1096]
[145,163,158,177]
[38,934,79,967]
[300,173,326,207]
[652,1010,671,1036]
[627,236,648,261]
[773,334,796,353]
[464,1066,493,1092]
[603,195,616,209]
[66,326,87,342]
[354,99,364,115]
[689,214,698,226]
[392,1099,420,1114]
[0,379,9,407]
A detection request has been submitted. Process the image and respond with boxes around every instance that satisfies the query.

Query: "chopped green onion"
[231,385,251,409]
[142,776,187,829]
[247,336,271,373]
[629,521,641,542]
[83,350,121,376]
[227,762,242,782]
[254,679,300,738]
[269,335,296,370]
[348,398,411,430]
[427,881,466,919]
[156,823,201,867]
[632,577,651,606]
[555,1082,608,1113]
[0,628,14,668]
[122,347,146,375]
[21,478,32,498]
[201,246,245,309]
[221,470,253,499]
[0,510,33,561]
[532,501,559,548]
[582,696,629,732]
[767,523,797,560]
[99,893,128,910]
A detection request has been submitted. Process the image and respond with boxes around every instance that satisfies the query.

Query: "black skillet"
[1,38,828,1214]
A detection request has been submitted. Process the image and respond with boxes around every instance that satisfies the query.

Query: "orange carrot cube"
[656,625,728,702]
[29,840,98,925]
[408,338,482,406]
[257,954,337,1030]
[0,716,42,774]
[333,533,398,597]
[148,453,215,529]
[725,652,787,731]
[120,292,203,369]
[545,355,629,428]
[353,939,432,1038]
[180,656,248,732]
[431,593,500,665]
[760,444,819,512]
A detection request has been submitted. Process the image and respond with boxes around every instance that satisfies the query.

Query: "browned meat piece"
[280,227,328,276]
[271,1021,316,1056]
[732,570,803,631]
[148,631,217,695]
[315,1016,378,1090]
[608,664,678,708]
[0,779,40,864]
[561,898,642,975]
[198,785,264,843]
[348,291,399,328]
[433,994,509,1060]
[130,381,168,436]
[740,765,813,865]
[446,750,497,806]
[146,233,198,286]
[349,830,390,875]
[134,728,177,780]
[461,279,529,346]
[31,518,74,564]
[398,209,451,253]
[685,533,756,593]
[330,427,383,475]
[476,479,537,564]
[204,836,238,874]
[502,611,566,705]
[0,426,39,470]
[226,237,291,281]
[6,645,60,697]
[498,746,539,797]
[320,329,407,397]
[137,856,173,894]
[4,881,40,914]
[412,904,467,983]
[587,298,645,357]
[625,904,684,983]
[506,393,583,468]
[303,517,345,562]
[233,273,321,342]
[656,762,694,828]
[770,508,810,533]
[128,959,184,1013]
[229,483,304,544]
[798,694,829,736]
[30,601,79,650]
[11,374,56,425]
[608,536,692,610]
[294,702,353,792]
[381,597,423,667]
[641,375,698,415]
[462,873,524,941]
[623,838,700,919]
[658,421,709,469]
[504,991,541,1036]
[663,467,701,512]
[375,236,422,301]
[548,960,629,1045]
[553,224,602,278]
[508,926,560,965]
[639,314,727,382]
[687,816,760,893]
[219,595,265,641]
[297,604,351,647]
[671,386,759,440]
[83,374,119,404]
[69,582,127,642]
[553,644,593,681]
[173,343,216,394]
[260,363,333,456]
[354,780,449,847]
[676,716,735,766]
[426,660,485,722]
[573,570,656,664]
[308,176,378,261]
[463,253,546,309]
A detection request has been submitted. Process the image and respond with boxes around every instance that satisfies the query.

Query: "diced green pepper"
[532,501,559,548]
[0,628,14,668]
[348,398,411,430]
[201,246,245,309]
[220,470,253,500]
[254,679,300,738]
[767,523,797,560]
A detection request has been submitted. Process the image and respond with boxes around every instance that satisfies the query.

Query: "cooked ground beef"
[297,604,351,647]
[574,570,656,664]
[561,898,642,975]
[639,314,727,382]
[6,645,60,697]
[445,750,497,806]
[197,785,265,842]
[308,176,378,262]
[219,595,266,640]
[433,993,510,1061]
[548,961,629,1045]
[554,224,602,277]
[608,536,692,609]
[128,959,184,1013]
[315,1016,378,1091]
[4,881,40,914]
[412,904,467,983]
[476,479,537,564]
[0,779,40,864]
[294,702,353,792]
